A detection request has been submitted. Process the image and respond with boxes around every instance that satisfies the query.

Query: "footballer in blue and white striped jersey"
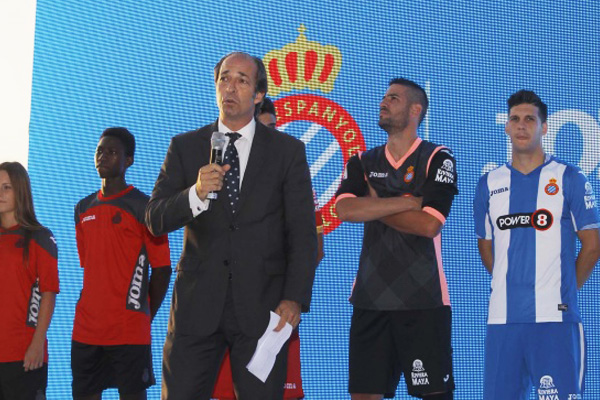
[475,90,600,400]
[474,155,599,324]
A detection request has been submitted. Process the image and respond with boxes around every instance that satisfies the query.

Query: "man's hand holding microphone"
[195,132,231,202]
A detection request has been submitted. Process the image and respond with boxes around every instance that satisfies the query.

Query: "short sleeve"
[144,228,171,269]
[564,166,600,231]
[74,202,86,267]
[335,153,368,201]
[34,228,60,293]
[421,149,458,222]
[474,174,492,239]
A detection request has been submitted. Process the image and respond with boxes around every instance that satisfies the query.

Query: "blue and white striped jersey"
[474,156,599,324]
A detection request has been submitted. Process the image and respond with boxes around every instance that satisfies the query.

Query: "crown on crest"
[263,25,342,96]
[549,178,557,184]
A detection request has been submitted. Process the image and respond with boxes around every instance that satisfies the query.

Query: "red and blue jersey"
[0,225,59,362]
[73,186,170,345]
[474,156,599,324]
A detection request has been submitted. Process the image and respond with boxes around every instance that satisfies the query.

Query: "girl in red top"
[0,162,59,400]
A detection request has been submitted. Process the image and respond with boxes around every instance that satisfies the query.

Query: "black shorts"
[0,362,47,400]
[71,341,155,397]
[349,306,454,398]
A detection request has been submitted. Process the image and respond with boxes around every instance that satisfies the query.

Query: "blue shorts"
[484,322,586,400]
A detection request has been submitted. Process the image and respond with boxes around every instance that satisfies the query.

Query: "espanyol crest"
[263,26,367,234]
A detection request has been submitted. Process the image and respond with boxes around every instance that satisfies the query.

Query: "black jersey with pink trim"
[336,138,458,310]
[73,186,170,345]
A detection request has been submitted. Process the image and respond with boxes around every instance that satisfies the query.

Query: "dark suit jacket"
[146,121,317,338]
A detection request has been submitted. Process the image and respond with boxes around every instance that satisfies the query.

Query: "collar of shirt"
[507,153,552,167]
[218,118,256,186]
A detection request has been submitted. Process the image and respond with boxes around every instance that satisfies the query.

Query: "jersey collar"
[385,138,422,170]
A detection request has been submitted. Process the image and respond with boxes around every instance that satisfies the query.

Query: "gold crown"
[263,25,342,96]
[549,178,557,184]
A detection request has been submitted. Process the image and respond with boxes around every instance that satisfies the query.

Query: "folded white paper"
[246,311,293,382]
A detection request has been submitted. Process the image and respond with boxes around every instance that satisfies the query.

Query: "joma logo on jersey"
[126,250,150,314]
[369,171,388,179]
[27,280,41,327]
[490,187,509,197]
[82,215,96,223]
[497,209,553,231]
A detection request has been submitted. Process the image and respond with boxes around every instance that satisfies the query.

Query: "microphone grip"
[206,148,224,204]
[210,148,224,165]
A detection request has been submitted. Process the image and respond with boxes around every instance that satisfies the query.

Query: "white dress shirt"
[189,118,257,216]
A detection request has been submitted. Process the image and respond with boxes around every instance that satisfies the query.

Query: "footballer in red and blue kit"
[0,226,58,363]
[73,186,170,346]
[72,185,170,397]
[71,128,173,399]
[0,226,59,398]
[474,155,600,399]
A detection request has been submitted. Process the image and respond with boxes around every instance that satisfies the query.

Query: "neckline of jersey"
[384,137,423,170]
[97,185,134,201]
[506,154,553,176]
[0,224,21,233]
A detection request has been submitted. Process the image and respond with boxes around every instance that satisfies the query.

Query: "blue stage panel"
[28,1,600,398]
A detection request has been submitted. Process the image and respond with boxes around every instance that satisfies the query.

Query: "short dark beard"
[379,115,409,134]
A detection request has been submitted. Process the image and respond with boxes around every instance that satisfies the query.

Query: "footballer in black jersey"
[336,78,456,399]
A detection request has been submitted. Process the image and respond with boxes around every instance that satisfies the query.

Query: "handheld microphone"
[207,132,227,202]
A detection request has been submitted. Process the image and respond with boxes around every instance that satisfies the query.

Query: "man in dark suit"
[146,52,317,400]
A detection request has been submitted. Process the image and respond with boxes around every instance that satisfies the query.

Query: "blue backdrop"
[27,1,600,398]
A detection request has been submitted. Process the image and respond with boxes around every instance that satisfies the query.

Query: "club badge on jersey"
[544,178,559,195]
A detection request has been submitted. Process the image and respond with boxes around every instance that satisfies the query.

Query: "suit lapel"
[237,123,269,214]
[197,121,219,163]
